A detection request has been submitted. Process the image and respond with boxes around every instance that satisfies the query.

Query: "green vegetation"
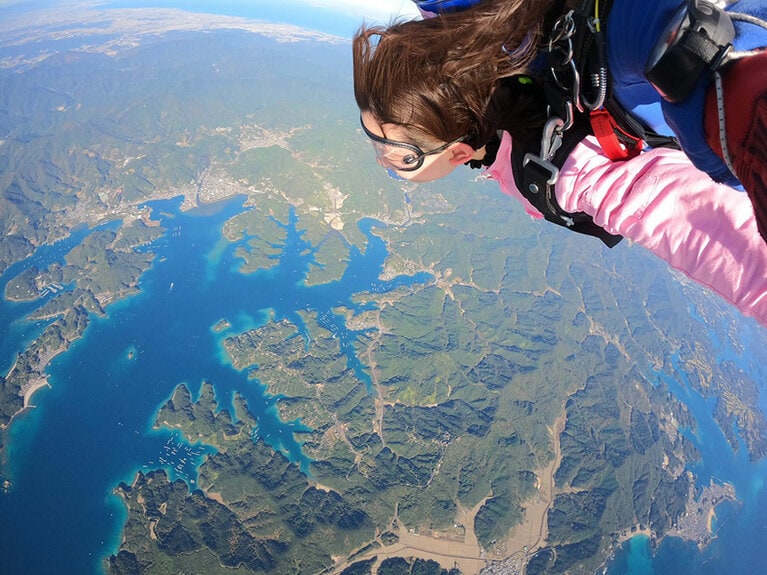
[112,386,374,575]
[212,318,232,333]
[3,16,766,575]
[109,169,766,572]
[4,266,40,301]
[155,383,241,448]
[375,558,459,575]
[336,557,460,575]
[0,236,34,276]
[305,231,352,286]
[0,305,89,426]
[0,224,158,425]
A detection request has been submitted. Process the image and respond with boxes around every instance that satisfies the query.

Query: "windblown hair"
[353,0,560,149]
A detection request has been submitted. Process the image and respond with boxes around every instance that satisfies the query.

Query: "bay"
[0,222,118,375]
[0,195,429,574]
[2,2,767,573]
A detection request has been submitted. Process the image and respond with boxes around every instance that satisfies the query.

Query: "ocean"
[0,196,429,574]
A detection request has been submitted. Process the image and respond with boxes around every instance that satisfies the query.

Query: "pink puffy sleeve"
[486,133,545,219]
[556,136,767,326]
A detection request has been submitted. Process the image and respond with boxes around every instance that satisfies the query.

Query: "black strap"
[645,0,735,103]
[603,94,680,151]
[511,118,623,248]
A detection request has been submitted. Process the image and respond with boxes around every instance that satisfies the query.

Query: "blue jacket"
[607,0,767,185]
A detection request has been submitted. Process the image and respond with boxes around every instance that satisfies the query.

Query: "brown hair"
[352,0,558,149]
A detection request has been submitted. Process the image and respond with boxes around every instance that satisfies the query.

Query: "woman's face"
[360,111,472,183]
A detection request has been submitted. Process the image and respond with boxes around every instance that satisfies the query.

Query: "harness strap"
[713,70,736,178]
[603,94,679,151]
[646,0,736,103]
[590,109,643,161]
[547,0,678,159]
[513,116,624,248]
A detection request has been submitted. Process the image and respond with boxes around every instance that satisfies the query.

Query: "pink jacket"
[487,132,767,326]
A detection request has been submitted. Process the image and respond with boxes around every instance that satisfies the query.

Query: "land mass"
[111,280,745,575]
[0,8,765,575]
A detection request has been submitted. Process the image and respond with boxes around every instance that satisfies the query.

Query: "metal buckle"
[522,115,568,194]
[522,154,560,192]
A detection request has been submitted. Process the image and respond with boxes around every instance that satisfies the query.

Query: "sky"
[0,0,422,34]
[302,0,420,21]
[0,0,419,22]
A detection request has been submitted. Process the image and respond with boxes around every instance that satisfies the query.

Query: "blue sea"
[0,196,430,574]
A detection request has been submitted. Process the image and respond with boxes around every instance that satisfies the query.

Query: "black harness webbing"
[512,117,623,248]
[512,0,679,247]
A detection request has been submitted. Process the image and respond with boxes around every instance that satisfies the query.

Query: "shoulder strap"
[557,0,680,156]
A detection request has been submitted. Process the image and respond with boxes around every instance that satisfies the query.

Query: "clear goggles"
[360,116,464,173]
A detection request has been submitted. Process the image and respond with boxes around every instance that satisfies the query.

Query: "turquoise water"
[607,312,767,575]
[0,196,430,574]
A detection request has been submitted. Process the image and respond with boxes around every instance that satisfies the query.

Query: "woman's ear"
[448,142,478,165]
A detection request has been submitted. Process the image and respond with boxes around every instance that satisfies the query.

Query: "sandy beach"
[22,377,51,409]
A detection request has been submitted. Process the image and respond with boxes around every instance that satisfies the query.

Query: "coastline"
[603,476,738,573]
[1,360,53,431]
[22,377,51,409]
[615,526,655,548]
[665,475,736,549]
[2,342,69,429]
